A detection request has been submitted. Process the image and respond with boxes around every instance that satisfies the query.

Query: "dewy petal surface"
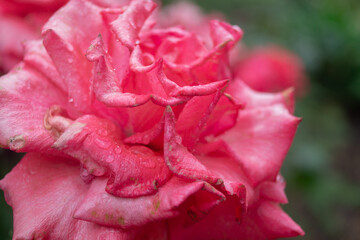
[42,0,106,116]
[0,153,169,240]
[0,153,88,239]
[52,114,172,198]
[0,63,66,152]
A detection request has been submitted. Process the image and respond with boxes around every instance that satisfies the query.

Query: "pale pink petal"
[111,0,157,49]
[0,13,38,71]
[74,176,225,228]
[86,35,151,107]
[219,105,301,185]
[0,153,168,240]
[0,153,88,239]
[170,79,228,97]
[23,40,66,92]
[0,63,66,152]
[42,0,105,115]
[228,79,295,114]
[210,20,243,49]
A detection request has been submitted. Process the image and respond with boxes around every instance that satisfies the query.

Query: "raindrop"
[114,146,122,154]
[106,155,115,163]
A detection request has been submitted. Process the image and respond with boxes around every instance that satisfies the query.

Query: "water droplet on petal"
[106,155,115,163]
[68,98,74,103]
[114,146,122,154]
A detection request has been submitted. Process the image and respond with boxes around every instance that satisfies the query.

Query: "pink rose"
[0,0,304,239]
[0,0,68,72]
[234,46,308,95]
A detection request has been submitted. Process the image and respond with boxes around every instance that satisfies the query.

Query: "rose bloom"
[234,46,308,95]
[0,0,305,239]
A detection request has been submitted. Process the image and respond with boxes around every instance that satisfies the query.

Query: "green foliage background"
[1,0,360,239]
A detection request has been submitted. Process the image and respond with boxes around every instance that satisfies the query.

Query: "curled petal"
[228,79,295,114]
[176,91,223,149]
[164,106,220,185]
[124,115,164,145]
[74,177,225,229]
[52,115,171,198]
[111,0,157,49]
[170,79,229,97]
[87,35,152,107]
[210,20,243,49]
[42,0,105,115]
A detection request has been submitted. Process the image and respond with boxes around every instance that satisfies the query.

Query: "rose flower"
[0,0,304,239]
[234,46,308,95]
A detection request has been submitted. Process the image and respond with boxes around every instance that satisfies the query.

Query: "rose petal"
[52,114,172,198]
[111,0,157,49]
[23,40,66,92]
[210,20,243,49]
[74,176,225,228]
[0,153,169,239]
[176,91,223,149]
[86,35,151,107]
[257,179,288,204]
[169,197,304,240]
[228,79,295,114]
[164,106,220,185]
[255,201,305,239]
[168,197,266,240]
[0,13,38,71]
[0,153,88,239]
[200,93,243,138]
[42,0,104,115]
[0,63,66,152]
[219,105,301,185]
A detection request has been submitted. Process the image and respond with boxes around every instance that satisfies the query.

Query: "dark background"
[1,0,360,239]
